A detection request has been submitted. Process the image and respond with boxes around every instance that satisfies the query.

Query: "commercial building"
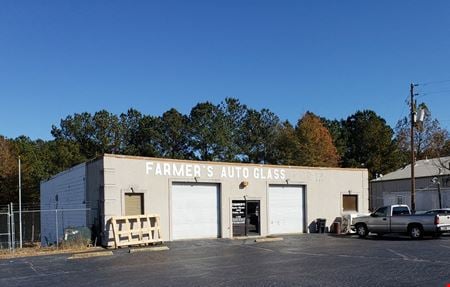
[370,157,450,211]
[41,154,369,246]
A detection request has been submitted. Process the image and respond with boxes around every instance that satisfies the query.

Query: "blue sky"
[1,0,449,140]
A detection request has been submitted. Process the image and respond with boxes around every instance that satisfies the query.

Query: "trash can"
[333,222,341,234]
[316,218,326,233]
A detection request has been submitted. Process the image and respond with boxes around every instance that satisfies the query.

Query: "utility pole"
[410,83,417,212]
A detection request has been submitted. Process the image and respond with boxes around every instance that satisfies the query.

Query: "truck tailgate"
[438,214,450,232]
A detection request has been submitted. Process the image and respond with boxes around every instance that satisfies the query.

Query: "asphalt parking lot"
[1,234,450,287]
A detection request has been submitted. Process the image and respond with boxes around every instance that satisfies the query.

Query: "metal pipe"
[10,203,15,251]
[55,209,58,249]
[18,157,22,248]
[438,181,442,209]
[7,204,11,251]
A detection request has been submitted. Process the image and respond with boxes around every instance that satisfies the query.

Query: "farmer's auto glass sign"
[145,161,286,180]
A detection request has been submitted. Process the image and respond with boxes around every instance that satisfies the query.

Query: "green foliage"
[188,102,231,161]
[0,136,18,205]
[320,117,347,162]
[343,110,402,178]
[443,140,450,157]
[133,115,163,157]
[395,110,449,160]
[43,140,86,174]
[219,98,249,162]
[51,112,98,158]
[3,98,449,206]
[273,121,298,165]
[158,108,190,159]
[241,108,282,164]
[119,108,144,156]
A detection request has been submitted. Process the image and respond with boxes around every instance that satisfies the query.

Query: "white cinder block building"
[41,154,369,246]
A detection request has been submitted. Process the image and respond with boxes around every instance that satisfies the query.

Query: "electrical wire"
[420,89,450,96]
[419,79,450,86]
[394,94,411,126]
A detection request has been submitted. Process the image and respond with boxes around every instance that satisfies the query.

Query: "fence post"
[55,209,58,249]
[7,204,11,252]
[10,203,15,251]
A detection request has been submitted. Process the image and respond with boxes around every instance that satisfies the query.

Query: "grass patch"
[0,241,100,260]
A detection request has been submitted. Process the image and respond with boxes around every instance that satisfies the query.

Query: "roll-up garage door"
[171,183,220,240]
[268,185,304,234]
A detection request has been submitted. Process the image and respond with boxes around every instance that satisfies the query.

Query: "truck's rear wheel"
[409,225,423,239]
[356,224,368,238]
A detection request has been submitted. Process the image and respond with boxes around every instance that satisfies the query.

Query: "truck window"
[374,207,388,217]
[392,207,410,216]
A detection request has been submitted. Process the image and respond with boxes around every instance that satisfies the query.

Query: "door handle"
[382,218,387,221]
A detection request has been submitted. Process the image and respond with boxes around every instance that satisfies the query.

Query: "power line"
[420,79,450,86]
[394,94,410,125]
[420,89,450,96]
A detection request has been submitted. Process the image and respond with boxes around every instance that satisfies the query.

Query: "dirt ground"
[0,244,104,260]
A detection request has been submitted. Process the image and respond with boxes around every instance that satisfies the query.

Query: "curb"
[68,251,114,260]
[254,237,283,243]
[129,246,170,254]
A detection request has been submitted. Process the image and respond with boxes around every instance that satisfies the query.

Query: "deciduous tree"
[295,112,339,167]
[395,111,449,160]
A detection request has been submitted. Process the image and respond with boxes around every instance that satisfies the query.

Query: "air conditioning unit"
[342,213,370,234]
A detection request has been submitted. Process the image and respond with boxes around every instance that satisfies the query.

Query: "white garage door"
[268,185,304,234]
[171,183,220,240]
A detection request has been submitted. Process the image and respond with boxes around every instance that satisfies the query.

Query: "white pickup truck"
[352,205,450,239]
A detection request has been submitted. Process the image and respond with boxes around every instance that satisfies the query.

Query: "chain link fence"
[0,203,96,252]
[0,205,12,250]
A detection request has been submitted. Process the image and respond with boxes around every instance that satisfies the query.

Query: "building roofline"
[370,156,450,183]
[100,153,367,172]
[370,174,448,184]
[40,162,86,184]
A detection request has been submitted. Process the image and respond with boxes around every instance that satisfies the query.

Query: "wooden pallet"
[110,214,163,248]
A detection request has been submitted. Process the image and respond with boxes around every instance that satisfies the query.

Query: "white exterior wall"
[40,163,87,246]
[98,155,369,246]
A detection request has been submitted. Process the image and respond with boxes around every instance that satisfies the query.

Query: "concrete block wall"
[40,163,87,245]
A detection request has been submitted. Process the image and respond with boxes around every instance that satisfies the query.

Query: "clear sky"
[1,0,450,140]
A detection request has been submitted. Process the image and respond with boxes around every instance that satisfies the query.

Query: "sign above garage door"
[145,161,287,180]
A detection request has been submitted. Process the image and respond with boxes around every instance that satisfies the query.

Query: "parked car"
[352,205,450,239]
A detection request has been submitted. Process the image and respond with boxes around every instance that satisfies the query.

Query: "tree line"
[1,98,449,205]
